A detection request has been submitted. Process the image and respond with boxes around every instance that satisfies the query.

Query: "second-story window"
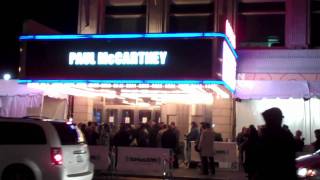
[168,0,214,32]
[311,0,320,47]
[105,0,146,33]
[237,1,285,48]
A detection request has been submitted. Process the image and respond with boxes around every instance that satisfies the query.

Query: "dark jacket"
[256,127,297,180]
[161,128,178,151]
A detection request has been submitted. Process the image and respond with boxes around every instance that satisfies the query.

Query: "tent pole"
[40,95,45,117]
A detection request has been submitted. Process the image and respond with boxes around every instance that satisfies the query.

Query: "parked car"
[296,149,320,179]
[0,117,94,180]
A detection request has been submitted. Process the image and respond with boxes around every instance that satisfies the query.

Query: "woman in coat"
[199,122,215,175]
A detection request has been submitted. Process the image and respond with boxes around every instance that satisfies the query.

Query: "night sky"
[1,0,78,78]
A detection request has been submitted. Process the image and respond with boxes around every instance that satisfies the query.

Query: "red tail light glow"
[51,147,63,165]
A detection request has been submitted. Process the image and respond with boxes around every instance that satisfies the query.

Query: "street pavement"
[93,165,247,180]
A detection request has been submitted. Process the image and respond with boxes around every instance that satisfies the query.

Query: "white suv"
[0,117,94,180]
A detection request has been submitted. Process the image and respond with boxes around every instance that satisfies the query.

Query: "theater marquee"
[19,32,237,91]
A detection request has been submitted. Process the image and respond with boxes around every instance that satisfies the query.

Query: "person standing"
[162,124,179,168]
[312,129,320,152]
[242,125,259,180]
[186,121,200,141]
[199,122,215,175]
[294,130,305,153]
[185,122,200,164]
[256,107,297,180]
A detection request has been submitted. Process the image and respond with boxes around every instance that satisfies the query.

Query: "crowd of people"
[237,107,320,180]
[75,107,320,179]
[77,120,181,168]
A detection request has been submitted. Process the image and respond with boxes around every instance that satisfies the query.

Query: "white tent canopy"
[235,80,320,145]
[0,80,67,118]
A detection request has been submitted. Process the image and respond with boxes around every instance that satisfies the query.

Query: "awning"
[235,80,310,99]
[0,80,67,99]
[0,80,42,96]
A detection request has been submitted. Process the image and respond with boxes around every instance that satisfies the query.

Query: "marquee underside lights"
[19,79,234,93]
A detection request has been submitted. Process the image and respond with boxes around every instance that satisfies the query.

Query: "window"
[105,0,146,33]
[311,0,320,47]
[0,122,46,145]
[237,1,285,48]
[51,122,83,145]
[168,0,214,32]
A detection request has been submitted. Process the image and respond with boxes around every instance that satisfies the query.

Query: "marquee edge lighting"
[19,79,228,85]
[19,32,238,59]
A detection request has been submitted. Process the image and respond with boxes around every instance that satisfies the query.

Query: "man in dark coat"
[312,129,320,152]
[162,125,179,168]
[256,107,297,180]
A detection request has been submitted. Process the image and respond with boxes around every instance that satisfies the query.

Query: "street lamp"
[3,73,11,80]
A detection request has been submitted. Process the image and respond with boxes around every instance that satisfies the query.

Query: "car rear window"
[0,122,46,145]
[51,123,84,145]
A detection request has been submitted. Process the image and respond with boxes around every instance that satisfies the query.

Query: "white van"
[0,117,94,180]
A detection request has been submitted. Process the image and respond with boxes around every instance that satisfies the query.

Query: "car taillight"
[51,147,63,165]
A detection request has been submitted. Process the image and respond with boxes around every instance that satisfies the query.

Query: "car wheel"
[2,165,35,180]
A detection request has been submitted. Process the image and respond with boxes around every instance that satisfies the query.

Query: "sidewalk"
[95,166,247,180]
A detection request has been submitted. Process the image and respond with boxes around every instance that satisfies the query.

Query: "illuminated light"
[225,20,236,49]
[210,85,230,99]
[203,32,225,37]
[138,84,150,89]
[222,41,237,91]
[19,35,34,40]
[70,51,167,66]
[21,79,235,94]
[178,84,190,89]
[151,84,163,88]
[51,148,63,165]
[125,117,130,124]
[3,73,11,80]
[27,83,117,98]
[100,84,112,88]
[297,168,308,178]
[307,169,316,177]
[136,102,150,107]
[35,34,88,40]
[112,84,124,88]
[20,79,225,85]
[88,83,100,88]
[69,52,96,65]
[91,34,144,39]
[146,80,201,84]
[164,84,176,89]
[54,154,62,162]
[144,33,203,38]
[109,116,114,123]
[125,84,137,88]
[203,80,225,85]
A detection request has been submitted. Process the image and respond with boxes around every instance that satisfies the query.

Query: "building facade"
[36,0,318,142]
